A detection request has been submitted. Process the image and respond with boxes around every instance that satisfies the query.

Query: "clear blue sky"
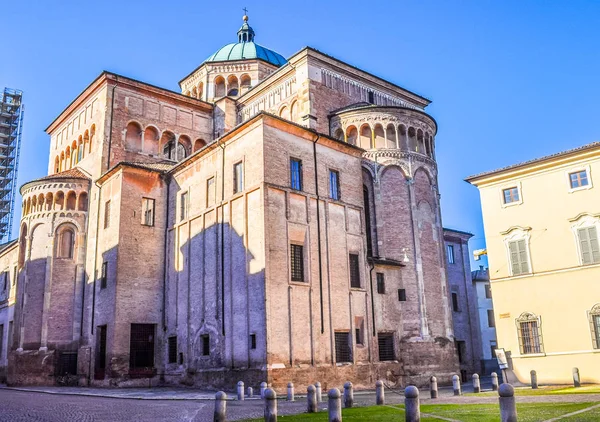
[3,1,600,267]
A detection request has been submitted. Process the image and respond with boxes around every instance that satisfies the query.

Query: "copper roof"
[466,142,600,182]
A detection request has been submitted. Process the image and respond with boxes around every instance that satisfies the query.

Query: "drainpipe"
[162,175,170,331]
[218,138,226,336]
[368,261,376,336]
[311,135,325,334]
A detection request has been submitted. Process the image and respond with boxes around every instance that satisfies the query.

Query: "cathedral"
[0,15,459,389]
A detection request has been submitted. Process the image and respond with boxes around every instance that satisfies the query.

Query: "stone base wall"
[399,338,460,387]
[7,350,56,386]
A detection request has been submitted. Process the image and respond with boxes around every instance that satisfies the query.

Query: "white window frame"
[499,181,523,208]
[570,214,600,266]
[566,165,593,193]
[502,227,533,277]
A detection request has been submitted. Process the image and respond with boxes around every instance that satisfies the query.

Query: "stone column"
[530,370,538,389]
[376,380,385,405]
[573,368,581,388]
[472,373,481,393]
[430,376,438,399]
[264,388,277,422]
[491,372,499,391]
[405,386,421,422]
[452,375,461,396]
[260,382,267,398]
[343,382,353,408]
[214,391,227,422]
[237,381,244,400]
[307,385,317,413]
[498,383,518,422]
[328,388,342,422]
[247,386,253,398]
[315,381,322,402]
[287,382,295,402]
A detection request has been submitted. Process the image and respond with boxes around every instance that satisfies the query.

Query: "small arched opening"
[408,127,417,152]
[374,124,386,149]
[240,74,251,94]
[214,76,226,97]
[194,139,207,152]
[77,192,88,212]
[65,147,71,170]
[191,87,198,98]
[279,106,290,120]
[417,129,425,154]
[54,191,65,211]
[89,125,96,154]
[66,191,77,211]
[37,194,44,212]
[160,131,177,160]
[290,101,298,122]
[197,82,204,99]
[56,225,76,259]
[125,121,143,151]
[54,156,60,174]
[144,126,160,155]
[386,124,397,148]
[31,196,37,213]
[227,75,239,96]
[178,135,191,160]
[83,130,89,159]
[45,192,53,211]
[359,124,372,149]
[77,136,84,162]
[333,128,344,141]
[346,126,358,146]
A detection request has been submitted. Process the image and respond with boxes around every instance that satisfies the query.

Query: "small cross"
[243,7,248,15]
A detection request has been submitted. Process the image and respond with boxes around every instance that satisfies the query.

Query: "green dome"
[204,16,287,67]
[205,42,287,67]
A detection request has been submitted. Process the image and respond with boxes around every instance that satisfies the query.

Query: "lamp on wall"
[473,249,487,261]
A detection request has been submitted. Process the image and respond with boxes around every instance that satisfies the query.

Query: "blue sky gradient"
[3,1,600,267]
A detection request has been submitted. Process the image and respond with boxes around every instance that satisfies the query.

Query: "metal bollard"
[264,388,278,422]
[530,370,538,389]
[214,391,227,422]
[376,380,385,405]
[307,385,318,413]
[573,367,581,388]
[430,376,438,399]
[237,380,245,400]
[328,388,342,422]
[405,385,421,422]
[472,373,481,393]
[260,382,268,399]
[452,374,461,396]
[287,382,295,402]
[491,372,499,391]
[343,382,354,408]
[498,383,518,422]
[315,381,322,402]
[248,386,253,398]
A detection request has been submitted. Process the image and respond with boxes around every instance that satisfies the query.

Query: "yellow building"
[466,142,600,385]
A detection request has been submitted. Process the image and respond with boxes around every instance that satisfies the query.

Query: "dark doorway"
[95,325,107,380]
[129,324,155,377]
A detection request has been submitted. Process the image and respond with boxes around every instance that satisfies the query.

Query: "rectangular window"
[2,272,6,292]
[206,177,215,207]
[334,332,352,363]
[129,324,155,370]
[201,334,210,356]
[578,226,600,265]
[490,341,497,359]
[180,192,188,221]
[290,158,303,191]
[354,317,364,346]
[378,333,395,361]
[569,170,589,189]
[447,244,455,264]
[503,187,520,204]
[368,91,375,104]
[349,253,361,288]
[329,170,340,200]
[376,272,385,294]
[100,262,108,289]
[12,266,17,286]
[487,309,496,328]
[233,161,243,194]
[452,292,460,312]
[104,200,111,229]
[250,334,257,350]
[168,336,177,364]
[142,198,155,226]
[456,340,466,364]
[508,239,530,275]
[518,319,543,354]
[290,244,304,282]
[484,284,492,299]
[398,288,406,302]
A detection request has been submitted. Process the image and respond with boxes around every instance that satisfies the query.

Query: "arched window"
[54,156,60,174]
[177,142,187,160]
[83,130,89,158]
[516,312,543,354]
[279,106,290,120]
[89,125,96,154]
[359,124,372,149]
[78,192,88,212]
[71,141,78,166]
[197,82,204,99]
[191,87,198,98]
[374,124,385,149]
[240,74,251,94]
[18,224,27,268]
[56,227,75,259]
[55,191,65,211]
[77,136,84,162]
[346,126,358,146]
[290,101,298,122]
[125,122,143,151]
[214,76,226,97]
[160,131,177,160]
[333,129,344,141]
[45,192,53,211]
[589,303,600,349]
[65,147,71,170]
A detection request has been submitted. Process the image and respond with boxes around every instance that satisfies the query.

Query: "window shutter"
[578,228,592,264]
[589,312,599,349]
[588,227,600,264]
[509,241,521,275]
[517,239,529,274]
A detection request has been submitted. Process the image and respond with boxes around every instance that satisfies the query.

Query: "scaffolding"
[0,88,23,242]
